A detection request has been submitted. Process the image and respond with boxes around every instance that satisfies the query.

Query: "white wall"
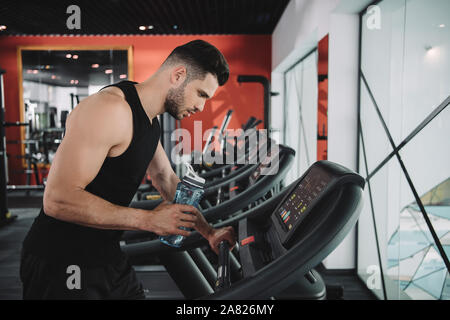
[272,0,340,71]
[271,0,373,269]
[324,12,361,269]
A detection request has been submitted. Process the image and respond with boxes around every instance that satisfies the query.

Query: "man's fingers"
[176,204,201,215]
[178,212,197,222]
[179,221,196,229]
[173,228,191,237]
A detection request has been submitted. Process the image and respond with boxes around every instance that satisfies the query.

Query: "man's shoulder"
[75,88,131,121]
[65,88,133,140]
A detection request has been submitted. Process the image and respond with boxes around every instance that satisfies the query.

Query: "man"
[20,40,235,299]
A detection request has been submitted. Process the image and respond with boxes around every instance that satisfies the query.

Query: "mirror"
[16,46,133,184]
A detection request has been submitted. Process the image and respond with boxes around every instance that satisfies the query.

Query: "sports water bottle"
[159,163,205,248]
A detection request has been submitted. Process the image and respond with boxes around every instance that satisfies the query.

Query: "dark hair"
[164,40,229,86]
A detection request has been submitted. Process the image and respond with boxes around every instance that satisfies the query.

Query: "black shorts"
[20,250,145,300]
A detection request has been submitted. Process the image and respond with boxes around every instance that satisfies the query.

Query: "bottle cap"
[183,162,205,188]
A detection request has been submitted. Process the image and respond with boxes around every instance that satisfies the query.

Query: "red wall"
[0,35,271,184]
[317,35,328,161]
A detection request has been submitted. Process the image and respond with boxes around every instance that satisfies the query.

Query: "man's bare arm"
[146,141,180,201]
[43,91,195,236]
[146,139,237,252]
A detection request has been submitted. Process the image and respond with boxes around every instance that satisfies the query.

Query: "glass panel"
[283,50,318,184]
[357,183,385,300]
[368,155,404,300]
[299,52,318,174]
[359,0,450,299]
[360,0,406,145]
[359,82,394,174]
[400,0,450,141]
[366,153,447,300]
[284,70,300,184]
[397,205,449,299]
[399,100,450,299]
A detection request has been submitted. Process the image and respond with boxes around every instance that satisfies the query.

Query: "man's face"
[164,73,219,120]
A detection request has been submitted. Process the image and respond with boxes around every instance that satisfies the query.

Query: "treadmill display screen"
[276,166,332,232]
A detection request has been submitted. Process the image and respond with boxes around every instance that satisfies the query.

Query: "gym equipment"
[191,109,233,172]
[0,68,15,227]
[197,127,267,181]
[123,160,365,299]
[202,126,218,156]
[129,143,293,217]
[122,144,295,244]
[138,132,271,202]
[237,75,272,137]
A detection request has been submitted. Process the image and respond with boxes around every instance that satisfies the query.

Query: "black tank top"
[22,81,161,266]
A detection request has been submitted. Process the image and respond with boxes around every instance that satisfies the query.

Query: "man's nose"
[196,103,205,112]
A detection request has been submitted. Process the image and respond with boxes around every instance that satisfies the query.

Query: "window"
[283,49,318,184]
[357,0,450,300]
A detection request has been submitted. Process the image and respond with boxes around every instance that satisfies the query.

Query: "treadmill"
[137,126,268,202]
[139,132,271,202]
[123,160,365,299]
[198,127,266,180]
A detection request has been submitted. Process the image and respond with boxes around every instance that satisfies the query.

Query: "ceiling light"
[148,25,154,30]
[139,26,146,31]
[66,53,72,58]
[439,24,445,28]
[105,69,113,74]
[72,54,79,59]
[173,25,178,30]
[91,63,99,68]
[0,25,6,31]
[45,65,50,69]
[119,74,127,79]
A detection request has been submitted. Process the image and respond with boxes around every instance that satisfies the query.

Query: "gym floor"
[0,193,376,300]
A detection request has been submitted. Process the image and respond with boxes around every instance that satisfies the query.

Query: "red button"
[241,235,255,246]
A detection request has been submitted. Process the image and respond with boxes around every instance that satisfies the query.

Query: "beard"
[164,83,186,120]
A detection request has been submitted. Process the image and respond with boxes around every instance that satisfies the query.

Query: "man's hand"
[140,202,236,254]
[140,202,198,237]
[183,206,236,255]
[206,226,236,255]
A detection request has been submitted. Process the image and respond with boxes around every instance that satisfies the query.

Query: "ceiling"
[0,0,289,36]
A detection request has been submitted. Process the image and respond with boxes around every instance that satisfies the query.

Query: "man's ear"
[170,65,187,87]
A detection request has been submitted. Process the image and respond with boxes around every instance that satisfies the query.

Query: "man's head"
[161,40,229,120]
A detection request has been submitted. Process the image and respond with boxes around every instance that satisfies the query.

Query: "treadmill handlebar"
[215,241,231,291]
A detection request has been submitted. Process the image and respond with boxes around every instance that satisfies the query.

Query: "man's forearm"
[151,171,180,202]
[44,187,147,231]
[193,210,214,240]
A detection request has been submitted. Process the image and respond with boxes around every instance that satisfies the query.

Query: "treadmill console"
[271,161,365,248]
[238,161,365,277]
